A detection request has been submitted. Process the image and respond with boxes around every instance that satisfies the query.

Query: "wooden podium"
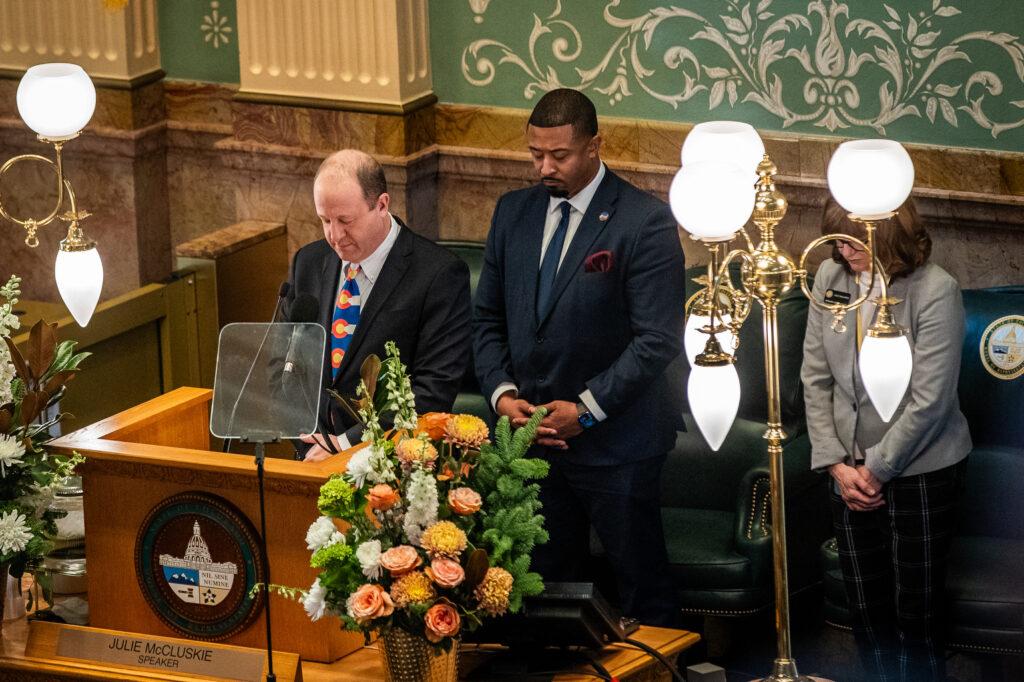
[48,387,362,663]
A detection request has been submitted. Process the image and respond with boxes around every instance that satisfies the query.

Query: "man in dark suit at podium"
[472,89,687,625]
[287,150,471,460]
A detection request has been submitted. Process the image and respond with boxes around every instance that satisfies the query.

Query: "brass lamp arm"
[0,141,68,245]
[710,246,756,327]
[796,232,891,320]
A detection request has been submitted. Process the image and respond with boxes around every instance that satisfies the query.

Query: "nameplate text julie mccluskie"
[55,628,265,680]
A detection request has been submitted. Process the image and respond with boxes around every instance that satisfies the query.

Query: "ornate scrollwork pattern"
[460,0,1024,138]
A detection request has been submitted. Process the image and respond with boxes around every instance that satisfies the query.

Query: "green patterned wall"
[158,0,239,83]
[430,0,1024,152]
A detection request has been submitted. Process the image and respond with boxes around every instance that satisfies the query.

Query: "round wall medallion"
[135,491,265,640]
[979,315,1024,381]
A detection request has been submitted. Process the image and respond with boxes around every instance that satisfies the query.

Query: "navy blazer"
[473,170,687,465]
[286,217,471,441]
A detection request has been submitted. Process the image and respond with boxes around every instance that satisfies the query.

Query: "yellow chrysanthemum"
[389,571,436,607]
[419,521,468,559]
[444,414,489,449]
[474,567,514,616]
[395,437,438,466]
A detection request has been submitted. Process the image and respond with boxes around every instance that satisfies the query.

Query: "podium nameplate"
[25,621,302,681]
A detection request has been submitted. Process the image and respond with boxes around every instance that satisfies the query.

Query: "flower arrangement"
[0,275,87,580]
[301,341,549,648]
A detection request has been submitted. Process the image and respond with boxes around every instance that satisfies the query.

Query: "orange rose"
[368,484,400,511]
[416,412,450,441]
[379,545,422,576]
[427,558,465,588]
[346,584,395,624]
[424,602,461,643]
[447,487,482,515]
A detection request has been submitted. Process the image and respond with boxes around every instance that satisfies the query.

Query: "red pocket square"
[584,250,614,273]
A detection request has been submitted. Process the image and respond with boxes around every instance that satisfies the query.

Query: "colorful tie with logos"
[330,265,361,379]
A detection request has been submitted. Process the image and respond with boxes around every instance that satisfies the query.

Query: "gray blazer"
[801,259,971,482]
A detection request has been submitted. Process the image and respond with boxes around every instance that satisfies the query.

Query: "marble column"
[0,0,169,303]
[236,0,432,111]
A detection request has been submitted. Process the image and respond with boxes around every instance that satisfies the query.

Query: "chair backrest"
[439,240,486,395]
[682,263,810,431]
[955,286,1024,540]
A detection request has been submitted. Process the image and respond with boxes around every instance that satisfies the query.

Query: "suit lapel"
[334,223,413,383]
[536,171,619,328]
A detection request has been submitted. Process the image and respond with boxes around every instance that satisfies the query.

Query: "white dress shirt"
[490,164,609,423]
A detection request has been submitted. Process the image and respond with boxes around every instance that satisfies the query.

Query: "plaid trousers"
[831,459,966,682]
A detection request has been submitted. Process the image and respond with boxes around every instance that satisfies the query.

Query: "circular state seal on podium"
[135,491,265,640]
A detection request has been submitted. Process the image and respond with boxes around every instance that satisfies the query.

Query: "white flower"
[355,539,382,579]
[345,447,374,488]
[302,578,327,622]
[402,468,438,545]
[0,435,25,476]
[305,516,344,551]
[0,509,32,555]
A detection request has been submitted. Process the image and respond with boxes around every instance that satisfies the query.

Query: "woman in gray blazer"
[802,198,971,682]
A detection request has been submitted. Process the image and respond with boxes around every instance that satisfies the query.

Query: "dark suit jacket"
[286,217,471,444]
[473,169,687,466]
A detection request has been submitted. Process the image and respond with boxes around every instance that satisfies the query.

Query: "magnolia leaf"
[463,548,490,592]
[0,406,11,433]
[359,355,382,409]
[43,370,75,396]
[3,337,31,384]
[20,390,45,426]
[27,321,57,382]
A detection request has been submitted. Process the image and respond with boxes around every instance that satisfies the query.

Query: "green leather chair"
[820,285,1024,655]
[438,241,491,422]
[660,265,832,616]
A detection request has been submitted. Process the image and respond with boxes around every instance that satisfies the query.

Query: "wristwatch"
[576,402,597,430]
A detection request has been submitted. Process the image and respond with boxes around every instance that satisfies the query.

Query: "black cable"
[585,654,614,681]
[623,637,687,682]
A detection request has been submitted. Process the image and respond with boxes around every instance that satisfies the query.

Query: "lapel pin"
[598,211,610,222]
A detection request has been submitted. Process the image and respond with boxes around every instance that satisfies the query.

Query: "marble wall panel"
[431,148,1024,289]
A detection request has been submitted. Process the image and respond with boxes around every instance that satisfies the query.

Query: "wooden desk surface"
[0,615,699,681]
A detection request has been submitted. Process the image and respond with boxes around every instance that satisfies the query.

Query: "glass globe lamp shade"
[687,362,741,451]
[684,313,735,366]
[827,139,914,219]
[16,63,96,139]
[681,121,765,178]
[670,161,756,242]
[858,334,912,422]
[55,246,103,327]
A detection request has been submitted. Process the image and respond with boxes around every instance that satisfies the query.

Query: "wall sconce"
[670,120,915,681]
[0,63,103,327]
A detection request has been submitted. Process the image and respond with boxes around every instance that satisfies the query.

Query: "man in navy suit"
[288,150,471,461]
[473,89,686,625]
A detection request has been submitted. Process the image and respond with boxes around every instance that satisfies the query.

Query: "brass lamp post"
[0,63,103,327]
[670,124,916,681]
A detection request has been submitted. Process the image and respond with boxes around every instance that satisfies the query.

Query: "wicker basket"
[378,628,459,682]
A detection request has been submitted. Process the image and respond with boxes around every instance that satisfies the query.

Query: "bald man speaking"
[287,150,471,461]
